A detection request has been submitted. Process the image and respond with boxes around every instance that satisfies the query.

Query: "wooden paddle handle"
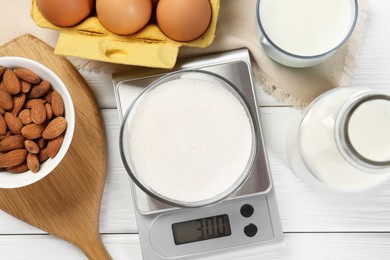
[78,235,112,260]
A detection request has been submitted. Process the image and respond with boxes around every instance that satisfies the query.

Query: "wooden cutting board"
[0,34,111,259]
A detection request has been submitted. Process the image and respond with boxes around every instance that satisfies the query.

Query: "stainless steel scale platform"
[113,49,283,259]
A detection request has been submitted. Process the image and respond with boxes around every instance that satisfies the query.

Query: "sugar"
[128,77,254,203]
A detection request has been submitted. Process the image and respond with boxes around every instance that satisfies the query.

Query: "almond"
[4,112,23,135]
[0,114,6,135]
[0,149,27,168]
[0,88,13,110]
[11,93,26,116]
[0,66,4,77]
[25,140,40,154]
[28,80,51,99]
[45,103,53,120]
[7,162,28,174]
[0,135,25,152]
[0,131,12,141]
[31,102,46,124]
[45,91,53,104]
[0,81,6,91]
[3,69,21,94]
[46,134,64,158]
[42,116,67,139]
[24,98,46,109]
[21,80,32,94]
[18,109,32,125]
[21,123,46,140]
[27,153,40,173]
[38,147,49,163]
[14,68,41,84]
[37,137,47,149]
[0,107,5,115]
[51,91,64,116]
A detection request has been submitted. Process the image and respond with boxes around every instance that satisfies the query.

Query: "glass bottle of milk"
[287,87,390,192]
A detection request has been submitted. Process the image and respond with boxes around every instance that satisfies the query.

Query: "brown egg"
[96,0,153,35]
[156,0,212,42]
[36,0,94,27]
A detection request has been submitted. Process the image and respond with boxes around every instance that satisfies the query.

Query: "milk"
[287,88,390,193]
[259,0,356,56]
[348,99,390,162]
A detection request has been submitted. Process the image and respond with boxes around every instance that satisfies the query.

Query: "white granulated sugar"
[128,77,253,203]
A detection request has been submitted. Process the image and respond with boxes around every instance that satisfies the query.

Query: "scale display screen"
[172,214,231,245]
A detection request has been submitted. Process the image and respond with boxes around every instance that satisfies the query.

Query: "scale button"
[240,204,254,218]
[244,223,258,237]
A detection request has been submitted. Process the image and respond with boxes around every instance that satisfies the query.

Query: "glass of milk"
[256,0,358,67]
[287,87,390,192]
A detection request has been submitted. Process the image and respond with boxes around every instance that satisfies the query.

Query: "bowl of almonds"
[0,56,75,188]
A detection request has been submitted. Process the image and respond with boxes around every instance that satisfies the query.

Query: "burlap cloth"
[1,0,368,107]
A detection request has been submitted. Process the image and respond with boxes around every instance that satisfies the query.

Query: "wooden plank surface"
[1,233,390,260]
[1,0,390,259]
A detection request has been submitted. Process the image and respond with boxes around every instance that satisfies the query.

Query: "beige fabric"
[1,0,368,107]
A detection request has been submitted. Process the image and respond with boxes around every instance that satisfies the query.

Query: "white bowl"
[0,57,75,188]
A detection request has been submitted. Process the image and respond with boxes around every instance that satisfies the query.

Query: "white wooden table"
[1,0,390,259]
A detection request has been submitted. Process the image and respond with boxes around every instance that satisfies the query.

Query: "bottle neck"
[335,92,390,173]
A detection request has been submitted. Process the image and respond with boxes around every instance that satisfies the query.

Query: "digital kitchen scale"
[113,49,283,259]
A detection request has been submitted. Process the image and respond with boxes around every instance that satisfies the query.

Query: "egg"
[36,0,94,27]
[96,0,153,35]
[156,0,212,42]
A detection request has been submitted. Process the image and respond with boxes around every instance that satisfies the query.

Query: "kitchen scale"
[113,49,283,259]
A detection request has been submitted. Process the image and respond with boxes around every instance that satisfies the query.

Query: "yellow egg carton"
[30,0,220,69]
